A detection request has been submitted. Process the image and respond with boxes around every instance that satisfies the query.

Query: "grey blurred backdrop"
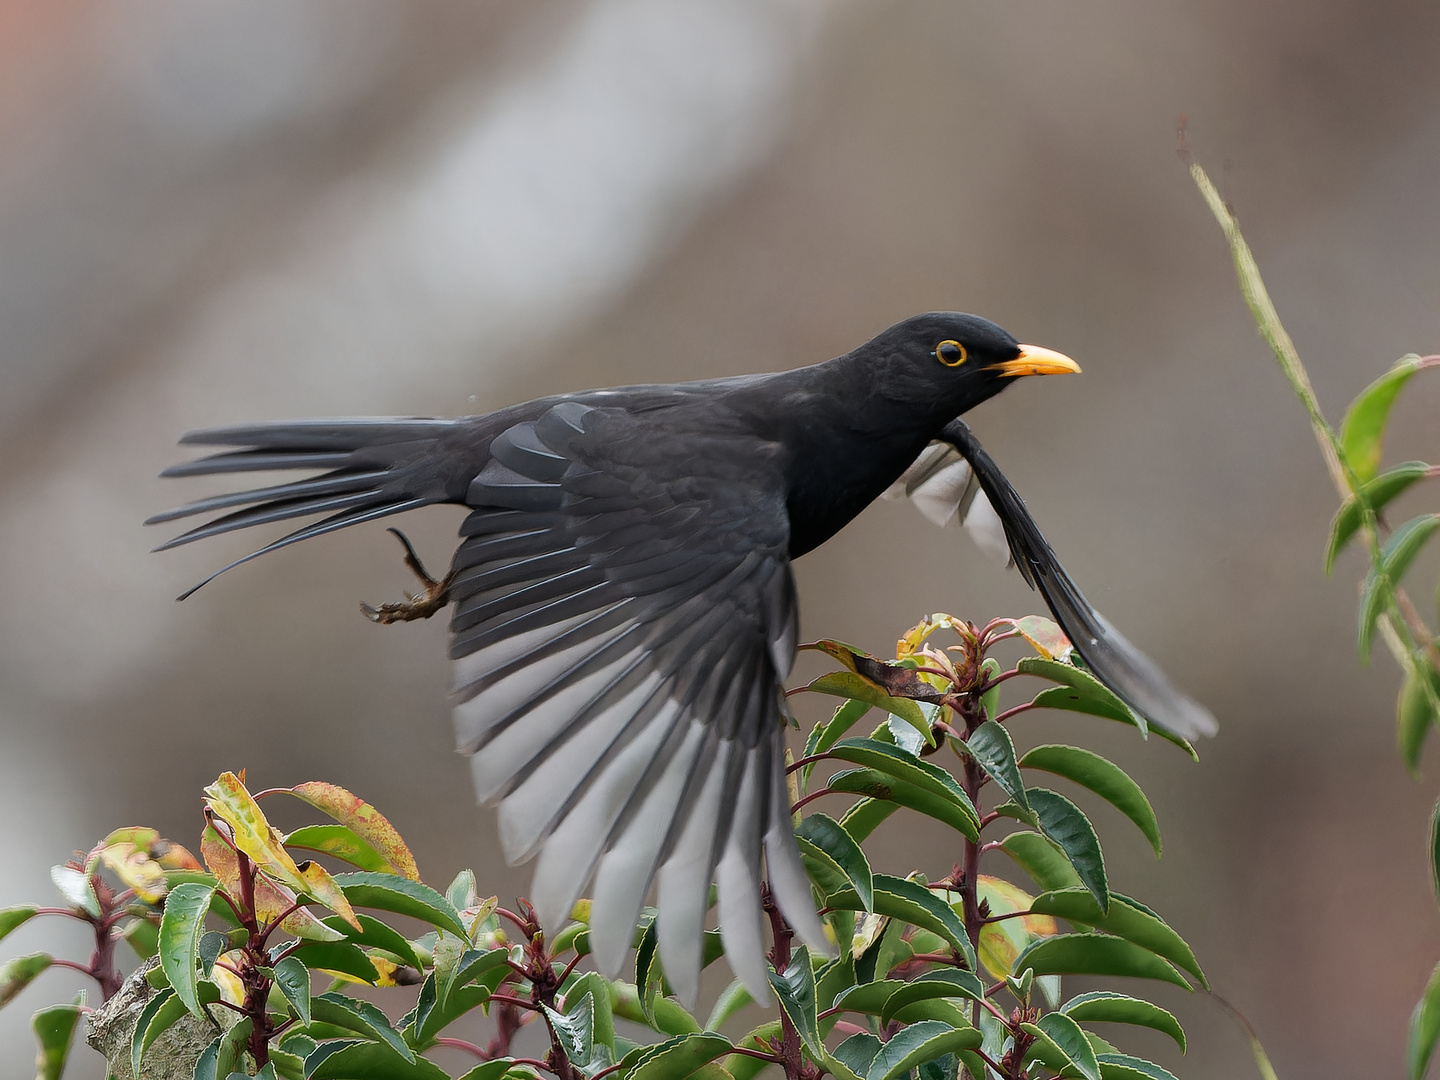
[3,1,1439,1075]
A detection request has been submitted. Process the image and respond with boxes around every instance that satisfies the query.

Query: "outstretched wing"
[893,421,1217,741]
[448,400,826,1005]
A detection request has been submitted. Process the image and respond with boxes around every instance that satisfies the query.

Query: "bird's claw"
[361,528,455,624]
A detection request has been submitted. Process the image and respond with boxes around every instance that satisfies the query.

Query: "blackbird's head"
[866,311,1080,421]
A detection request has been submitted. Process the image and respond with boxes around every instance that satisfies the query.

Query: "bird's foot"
[361,528,455,624]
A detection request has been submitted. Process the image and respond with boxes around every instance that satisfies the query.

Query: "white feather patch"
[496,671,664,863]
[589,721,707,977]
[962,489,1011,566]
[656,736,733,1007]
[527,700,683,932]
[468,648,640,806]
[715,750,770,1006]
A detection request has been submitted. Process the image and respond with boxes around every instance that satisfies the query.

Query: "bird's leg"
[361,528,456,624]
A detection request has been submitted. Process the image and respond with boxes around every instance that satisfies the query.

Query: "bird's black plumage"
[150,311,1214,1004]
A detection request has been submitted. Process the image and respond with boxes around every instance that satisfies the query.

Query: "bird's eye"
[934,339,967,367]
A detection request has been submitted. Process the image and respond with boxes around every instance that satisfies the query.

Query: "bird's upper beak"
[994,344,1082,378]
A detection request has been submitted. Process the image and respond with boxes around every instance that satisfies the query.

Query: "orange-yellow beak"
[995,344,1082,378]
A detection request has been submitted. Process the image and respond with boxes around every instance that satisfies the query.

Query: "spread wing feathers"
[450,401,826,1005]
[883,443,1012,566]
[937,421,1218,741]
[147,417,491,599]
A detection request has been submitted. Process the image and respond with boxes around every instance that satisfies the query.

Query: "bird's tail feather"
[939,420,1218,741]
[148,418,478,598]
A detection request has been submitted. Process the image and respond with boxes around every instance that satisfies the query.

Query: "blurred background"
[2,0,1439,1075]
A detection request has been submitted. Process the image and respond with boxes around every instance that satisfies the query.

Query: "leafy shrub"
[3,612,1203,1080]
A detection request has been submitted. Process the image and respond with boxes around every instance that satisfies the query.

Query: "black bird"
[149,312,1214,1004]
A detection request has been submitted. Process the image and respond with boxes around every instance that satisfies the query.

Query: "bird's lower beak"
[995,344,1082,377]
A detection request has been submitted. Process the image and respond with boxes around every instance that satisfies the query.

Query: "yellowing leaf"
[211,952,246,1005]
[200,827,342,943]
[1012,616,1073,660]
[296,861,362,932]
[369,954,399,987]
[98,845,167,904]
[286,782,420,881]
[976,876,1057,981]
[204,773,308,894]
[896,614,968,659]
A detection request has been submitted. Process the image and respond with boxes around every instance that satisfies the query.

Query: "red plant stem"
[556,951,585,985]
[495,907,531,934]
[31,908,93,922]
[763,889,804,1080]
[790,788,836,814]
[488,993,541,1012]
[48,958,99,978]
[988,702,1037,726]
[434,1037,487,1058]
[785,752,829,774]
[727,1046,784,1064]
[979,910,1035,926]
[257,899,308,948]
[828,1020,868,1039]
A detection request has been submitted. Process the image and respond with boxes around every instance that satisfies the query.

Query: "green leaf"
[827,875,975,970]
[1015,933,1190,989]
[131,986,186,1074]
[1096,1052,1181,1080]
[198,930,228,977]
[158,881,214,1016]
[805,671,934,745]
[699,979,751,1035]
[286,941,383,984]
[965,720,1030,813]
[797,813,873,910]
[768,945,822,1057]
[565,971,616,1055]
[0,906,37,946]
[832,978,909,1016]
[1032,1012,1101,1080]
[805,698,873,787]
[310,991,416,1062]
[827,739,979,838]
[999,831,1083,892]
[318,912,425,970]
[1020,745,1162,856]
[622,1032,733,1080]
[1026,788,1108,911]
[866,1019,981,1080]
[272,955,311,1025]
[1360,514,1440,658]
[1401,662,1440,774]
[194,1017,251,1080]
[1328,461,1433,571]
[283,824,391,874]
[1061,990,1185,1051]
[332,872,468,938]
[831,770,979,842]
[306,1039,451,1079]
[831,1032,882,1079]
[446,869,478,912]
[1341,354,1429,484]
[1033,892,1206,986]
[879,970,987,1024]
[123,916,161,961]
[1019,656,1146,735]
[542,991,595,1069]
[1433,795,1440,920]
[33,994,84,1080]
[0,952,50,1008]
[1412,962,1440,1080]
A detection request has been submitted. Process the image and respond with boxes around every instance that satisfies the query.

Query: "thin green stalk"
[1188,158,1440,722]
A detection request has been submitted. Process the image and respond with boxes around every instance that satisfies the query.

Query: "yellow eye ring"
[934,339,967,367]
